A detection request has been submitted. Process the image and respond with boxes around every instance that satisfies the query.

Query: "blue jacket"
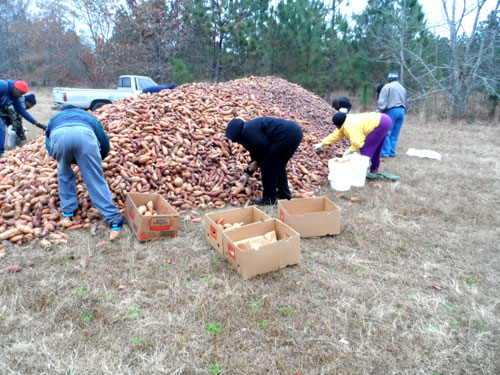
[0,79,37,124]
[45,108,110,159]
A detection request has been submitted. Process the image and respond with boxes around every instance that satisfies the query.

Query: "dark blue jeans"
[49,126,123,225]
[382,107,405,157]
[0,118,5,156]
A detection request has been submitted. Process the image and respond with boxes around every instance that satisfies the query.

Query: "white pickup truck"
[52,75,158,111]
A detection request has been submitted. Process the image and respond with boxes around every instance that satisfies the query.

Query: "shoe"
[277,194,291,200]
[63,211,74,218]
[380,155,390,159]
[110,222,123,231]
[389,154,397,158]
[252,197,277,206]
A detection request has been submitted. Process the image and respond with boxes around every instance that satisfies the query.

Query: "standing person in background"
[45,105,124,240]
[225,117,303,206]
[0,79,46,156]
[0,94,37,149]
[331,97,352,113]
[376,71,408,158]
[314,112,392,174]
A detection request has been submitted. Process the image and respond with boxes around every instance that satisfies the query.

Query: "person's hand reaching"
[35,122,47,131]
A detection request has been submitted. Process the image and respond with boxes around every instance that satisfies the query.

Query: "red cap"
[13,80,29,93]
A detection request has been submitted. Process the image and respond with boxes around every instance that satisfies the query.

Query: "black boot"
[252,197,277,206]
[277,193,291,200]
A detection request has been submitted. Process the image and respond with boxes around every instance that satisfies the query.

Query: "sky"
[338,0,499,36]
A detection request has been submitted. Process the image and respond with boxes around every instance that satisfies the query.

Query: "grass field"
[1,88,499,374]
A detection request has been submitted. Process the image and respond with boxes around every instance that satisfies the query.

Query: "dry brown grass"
[1,92,499,374]
[24,86,56,141]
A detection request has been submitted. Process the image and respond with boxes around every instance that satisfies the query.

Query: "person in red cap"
[0,79,46,156]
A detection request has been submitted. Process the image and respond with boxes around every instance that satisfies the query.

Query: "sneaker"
[110,222,123,231]
[252,197,277,206]
[63,211,74,218]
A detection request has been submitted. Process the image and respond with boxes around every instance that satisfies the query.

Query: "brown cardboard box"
[124,192,179,241]
[223,219,300,280]
[278,196,341,237]
[204,206,271,255]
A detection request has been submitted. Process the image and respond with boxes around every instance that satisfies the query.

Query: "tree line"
[1,0,499,120]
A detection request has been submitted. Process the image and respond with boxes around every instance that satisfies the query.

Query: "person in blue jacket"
[142,84,176,94]
[45,105,124,236]
[0,79,46,156]
[225,117,303,206]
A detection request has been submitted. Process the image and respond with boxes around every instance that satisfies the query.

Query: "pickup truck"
[52,75,158,111]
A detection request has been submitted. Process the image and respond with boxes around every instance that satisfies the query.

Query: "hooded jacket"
[0,79,37,124]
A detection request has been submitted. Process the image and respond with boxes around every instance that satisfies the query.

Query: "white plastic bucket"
[328,154,370,191]
[328,158,352,191]
[350,154,370,187]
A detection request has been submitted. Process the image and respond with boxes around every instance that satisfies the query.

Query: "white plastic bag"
[406,148,442,160]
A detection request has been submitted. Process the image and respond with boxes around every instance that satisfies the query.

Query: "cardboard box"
[278,196,341,237]
[204,206,271,255]
[223,219,300,280]
[124,192,179,241]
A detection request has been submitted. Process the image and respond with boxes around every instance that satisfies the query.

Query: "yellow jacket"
[321,113,382,152]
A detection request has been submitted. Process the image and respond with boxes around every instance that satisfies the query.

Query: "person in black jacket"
[331,97,352,113]
[225,117,303,206]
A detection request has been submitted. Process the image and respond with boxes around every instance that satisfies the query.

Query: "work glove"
[244,166,254,176]
[313,143,322,150]
[245,161,259,176]
[14,127,27,141]
[35,122,47,131]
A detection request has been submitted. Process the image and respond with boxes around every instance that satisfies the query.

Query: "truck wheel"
[91,101,110,111]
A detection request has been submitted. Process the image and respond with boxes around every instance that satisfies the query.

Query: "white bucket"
[328,154,370,191]
[328,158,352,191]
[350,154,370,187]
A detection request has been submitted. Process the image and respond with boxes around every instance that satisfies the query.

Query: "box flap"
[278,197,341,237]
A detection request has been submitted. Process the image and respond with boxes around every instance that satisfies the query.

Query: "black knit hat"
[225,118,245,142]
[332,112,346,128]
[24,94,36,105]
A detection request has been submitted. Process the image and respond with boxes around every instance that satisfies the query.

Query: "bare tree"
[441,0,500,118]
[111,0,184,84]
[68,0,119,87]
[326,0,346,103]
[0,0,32,77]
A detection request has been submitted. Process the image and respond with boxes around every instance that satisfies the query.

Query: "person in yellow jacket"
[314,112,392,173]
